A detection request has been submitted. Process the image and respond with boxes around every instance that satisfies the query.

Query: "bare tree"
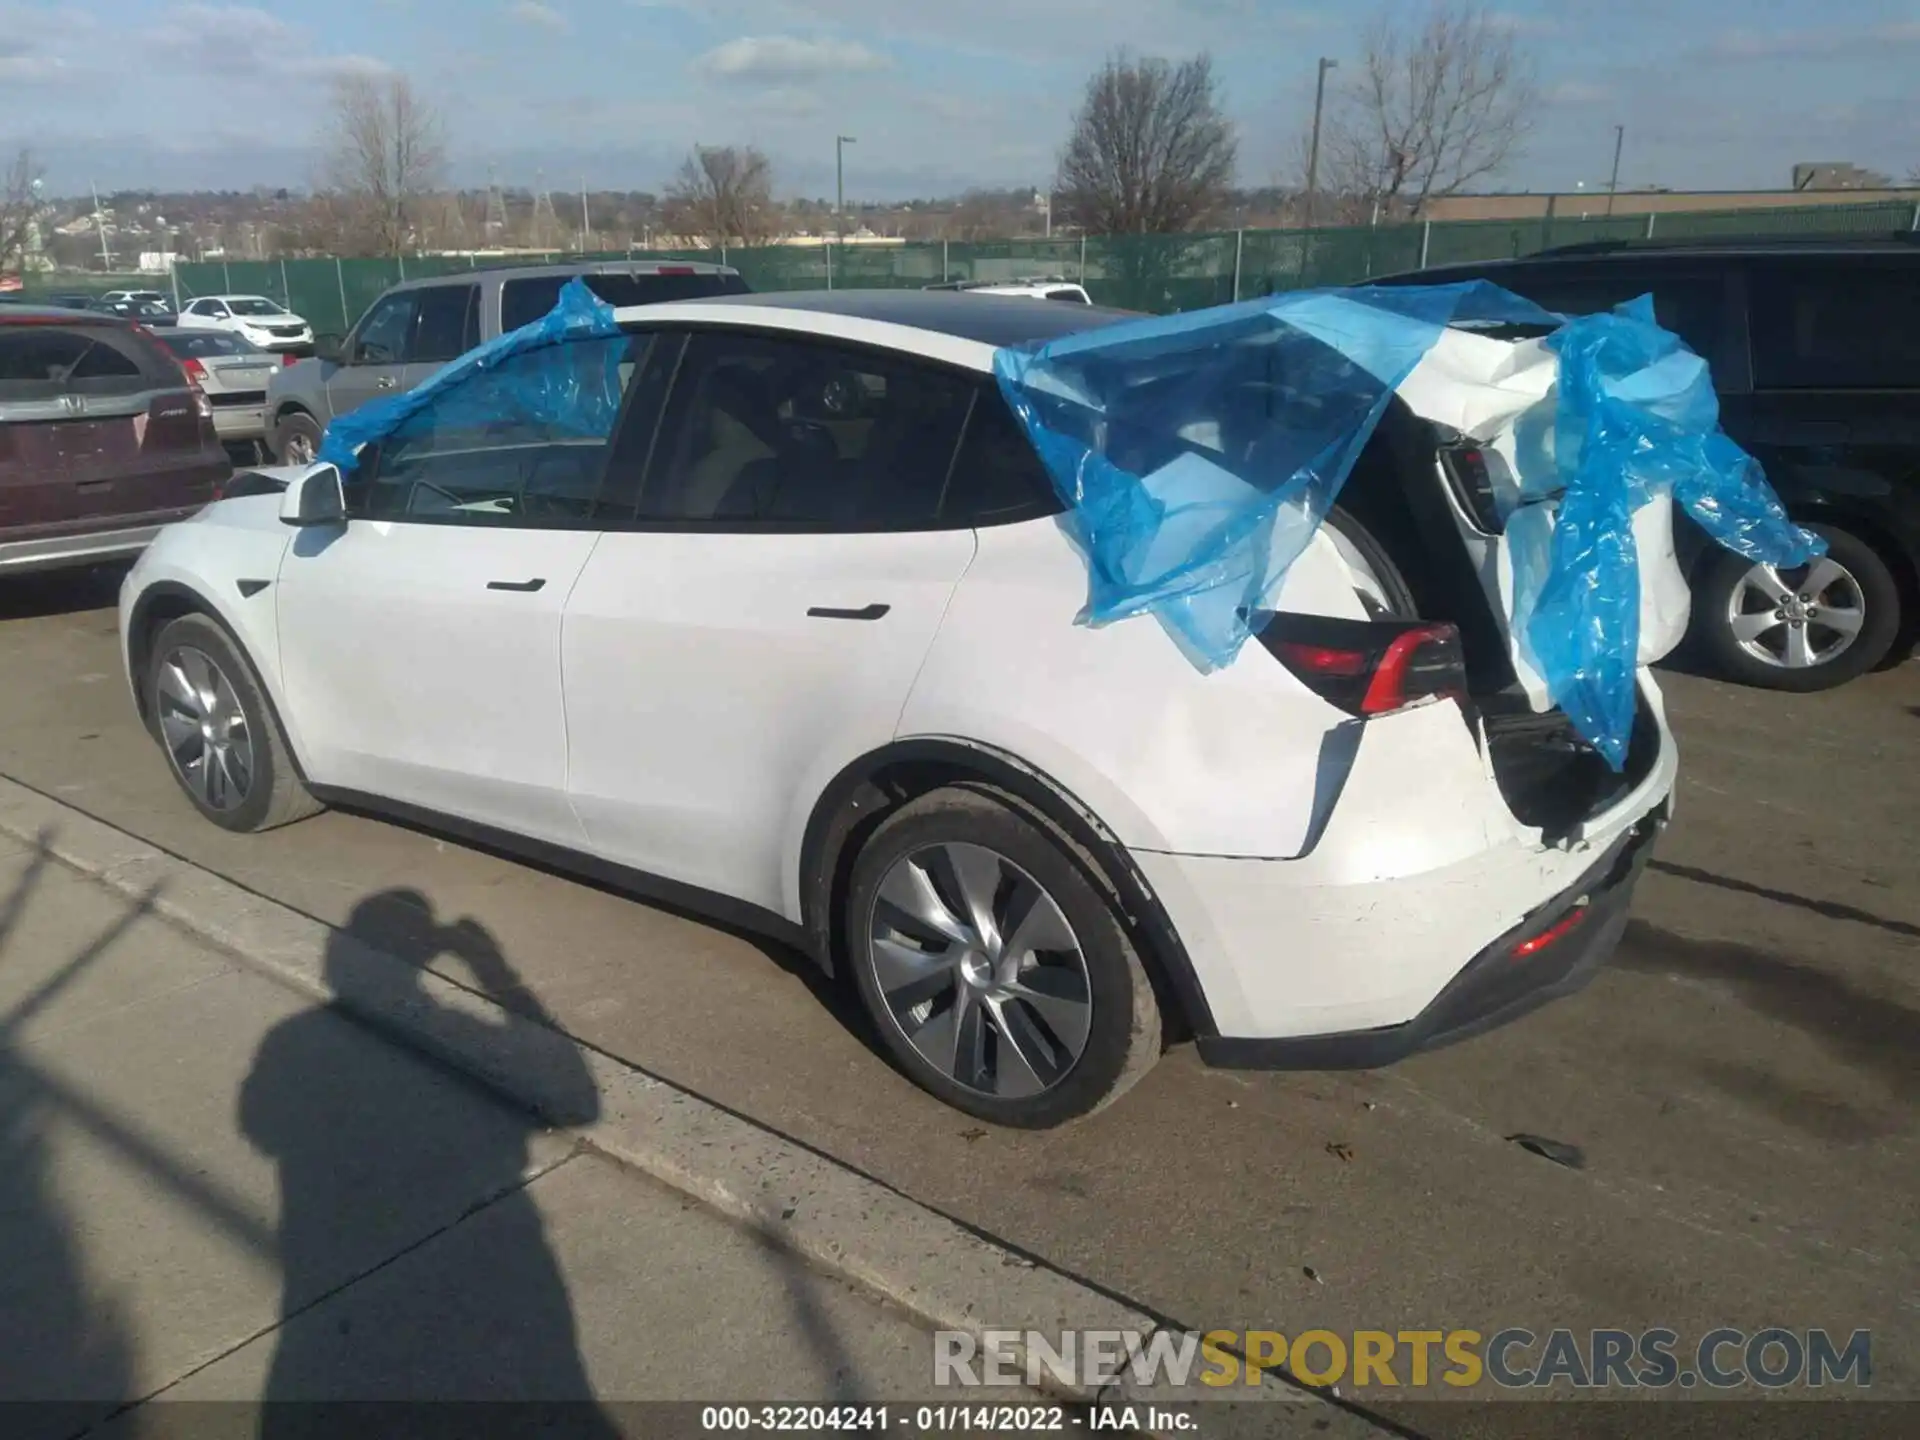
[664,146,776,247]
[0,149,43,280]
[1055,53,1238,235]
[1320,3,1536,222]
[321,74,447,256]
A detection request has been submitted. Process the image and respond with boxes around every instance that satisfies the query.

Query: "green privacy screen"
[153,199,1915,334]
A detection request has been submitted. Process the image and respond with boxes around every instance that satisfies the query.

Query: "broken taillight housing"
[1256,613,1468,717]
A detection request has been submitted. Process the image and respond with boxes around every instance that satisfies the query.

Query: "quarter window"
[1750,262,1920,389]
[636,331,973,529]
[942,386,1063,526]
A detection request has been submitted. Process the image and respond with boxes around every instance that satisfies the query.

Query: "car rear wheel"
[843,785,1161,1128]
[1694,523,1899,691]
[146,614,323,833]
[274,410,323,466]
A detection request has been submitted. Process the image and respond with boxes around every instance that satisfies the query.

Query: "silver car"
[263,260,748,463]
[157,329,284,458]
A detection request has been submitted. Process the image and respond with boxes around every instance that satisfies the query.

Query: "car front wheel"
[145,613,323,833]
[843,784,1162,1128]
[274,410,323,466]
[1694,523,1901,692]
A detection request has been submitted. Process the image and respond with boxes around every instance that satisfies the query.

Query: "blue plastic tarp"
[993,282,1823,770]
[316,276,624,477]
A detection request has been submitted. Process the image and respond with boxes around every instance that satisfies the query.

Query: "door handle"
[487,578,547,592]
[375,376,398,390]
[807,603,891,621]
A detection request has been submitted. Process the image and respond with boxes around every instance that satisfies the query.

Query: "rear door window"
[1492,266,1728,361]
[1750,261,1920,389]
[410,283,480,364]
[501,271,749,333]
[635,330,972,530]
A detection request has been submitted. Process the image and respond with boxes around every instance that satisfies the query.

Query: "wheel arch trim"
[796,735,1220,1039]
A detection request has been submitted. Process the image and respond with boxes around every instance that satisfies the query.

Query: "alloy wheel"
[156,646,255,812]
[283,431,316,465]
[865,842,1094,1099]
[1727,554,1866,670]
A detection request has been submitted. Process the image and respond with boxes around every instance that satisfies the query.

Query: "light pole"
[836,135,857,241]
[1303,57,1338,230]
[1605,125,1625,216]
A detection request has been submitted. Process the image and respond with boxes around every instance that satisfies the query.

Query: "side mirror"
[312,333,346,364]
[278,463,347,528]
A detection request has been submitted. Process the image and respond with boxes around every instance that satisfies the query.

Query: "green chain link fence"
[26,198,1916,333]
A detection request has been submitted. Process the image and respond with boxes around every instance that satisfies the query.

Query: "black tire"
[1693,522,1900,692]
[843,784,1162,1128]
[145,613,323,833]
[273,409,323,466]
[1325,504,1420,619]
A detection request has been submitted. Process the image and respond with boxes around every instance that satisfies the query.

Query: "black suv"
[1375,235,1919,691]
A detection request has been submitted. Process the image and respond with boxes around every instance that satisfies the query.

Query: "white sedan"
[116,290,1680,1127]
[176,294,314,353]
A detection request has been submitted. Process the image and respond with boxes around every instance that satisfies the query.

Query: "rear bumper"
[1195,806,1664,1069]
[1132,671,1678,1048]
[0,510,202,575]
[211,405,267,440]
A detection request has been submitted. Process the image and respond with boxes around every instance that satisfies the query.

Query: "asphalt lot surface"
[2,565,1914,1422]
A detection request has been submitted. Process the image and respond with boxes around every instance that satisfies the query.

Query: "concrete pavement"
[0,566,1913,1432]
[0,826,1034,1436]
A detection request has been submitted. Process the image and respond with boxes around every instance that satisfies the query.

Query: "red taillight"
[283,352,299,366]
[1511,904,1589,960]
[1258,615,1467,717]
[180,356,208,384]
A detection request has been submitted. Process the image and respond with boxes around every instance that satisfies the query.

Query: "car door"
[325,289,418,419]
[562,327,980,917]
[275,326,640,844]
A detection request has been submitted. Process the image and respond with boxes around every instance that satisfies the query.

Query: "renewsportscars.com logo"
[934,1327,1873,1392]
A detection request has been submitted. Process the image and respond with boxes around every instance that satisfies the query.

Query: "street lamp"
[1303,57,1338,230]
[836,135,857,241]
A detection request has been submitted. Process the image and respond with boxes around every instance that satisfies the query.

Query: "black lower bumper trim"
[1196,806,1666,1072]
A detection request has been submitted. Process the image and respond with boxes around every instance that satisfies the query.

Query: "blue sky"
[2,0,1916,199]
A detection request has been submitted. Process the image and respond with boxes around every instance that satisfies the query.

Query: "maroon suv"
[0,307,230,576]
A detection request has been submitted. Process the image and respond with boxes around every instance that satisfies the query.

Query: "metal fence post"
[397,254,407,282]
[825,239,833,291]
[1232,228,1244,302]
[222,259,231,290]
[335,257,350,332]
[1418,221,1432,269]
[942,237,949,281]
[279,257,291,308]
[1908,201,1918,232]
[721,241,728,267]
[1645,213,1657,239]
[170,261,181,310]
[1079,234,1088,281]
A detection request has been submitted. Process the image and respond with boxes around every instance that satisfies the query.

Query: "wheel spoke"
[1004,967,1092,1055]
[158,710,199,753]
[937,844,1004,954]
[876,858,972,947]
[158,660,202,717]
[871,935,954,1012]
[1742,566,1793,605]
[179,650,219,712]
[1728,611,1779,644]
[983,999,1049,1099]
[1816,605,1864,638]
[999,881,1076,962]
[1783,625,1815,668]
[1799,556,1845,600]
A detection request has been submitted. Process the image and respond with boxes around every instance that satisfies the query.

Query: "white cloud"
[508,0,571,32]
[693,35,893,84]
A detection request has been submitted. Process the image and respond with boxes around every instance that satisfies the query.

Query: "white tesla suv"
[119,290,1679,1127]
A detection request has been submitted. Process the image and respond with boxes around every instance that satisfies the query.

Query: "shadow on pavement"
[0,836,136,1440]
[236,889,623,1436]
[0,565,129,623]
